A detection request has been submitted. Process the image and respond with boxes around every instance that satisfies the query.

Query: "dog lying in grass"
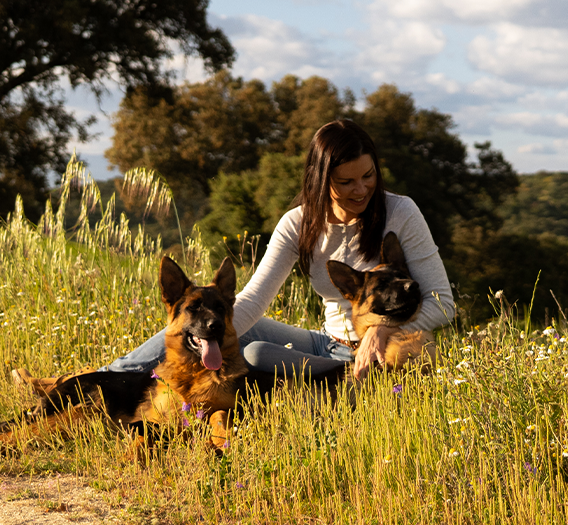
[326,232,436,374]
[0,257,278,451]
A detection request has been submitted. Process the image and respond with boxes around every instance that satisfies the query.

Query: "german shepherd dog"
[326,232,436,373]
[0,257,295,451]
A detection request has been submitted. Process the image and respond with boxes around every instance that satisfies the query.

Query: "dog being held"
[326,231,436,374]
[1,257,302,451]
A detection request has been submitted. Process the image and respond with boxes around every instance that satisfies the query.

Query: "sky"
[68,0,568,180]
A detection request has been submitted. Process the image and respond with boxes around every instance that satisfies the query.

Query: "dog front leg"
[208,410,230,451]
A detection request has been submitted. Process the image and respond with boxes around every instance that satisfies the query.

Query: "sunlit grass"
[1,158,568,523]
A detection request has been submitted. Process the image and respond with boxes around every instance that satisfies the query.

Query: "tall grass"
[1,159,568,524]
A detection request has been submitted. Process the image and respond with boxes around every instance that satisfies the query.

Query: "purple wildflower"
[236,482,245,489]
[182,418,190,427]
[196,409,204,420]
[151,370,159,379]
[181,402,191,412]
[524,462,537,475]
[393,384,403,395]
[133,298,139,305]
[223,440,230,449]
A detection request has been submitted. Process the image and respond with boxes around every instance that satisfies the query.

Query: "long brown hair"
[296,120,387,275]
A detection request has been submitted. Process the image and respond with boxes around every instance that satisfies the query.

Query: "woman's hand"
[353,325,399,380]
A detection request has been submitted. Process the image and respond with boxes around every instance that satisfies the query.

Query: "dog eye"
[187,301,201,312]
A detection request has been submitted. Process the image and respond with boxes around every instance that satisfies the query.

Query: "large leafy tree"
[0,0,234,221]
[271,75,355,155]
[106,71,279,220]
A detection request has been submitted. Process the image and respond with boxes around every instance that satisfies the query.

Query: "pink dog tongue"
[200,338,222,370]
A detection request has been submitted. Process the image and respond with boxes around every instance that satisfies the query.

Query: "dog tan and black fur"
[326,232,436,373]
[0,257,299,451]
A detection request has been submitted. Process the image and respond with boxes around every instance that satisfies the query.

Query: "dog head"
[159,257,236,371]
[326,232,421,336]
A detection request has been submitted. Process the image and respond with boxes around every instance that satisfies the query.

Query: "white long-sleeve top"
[233,192,455,340]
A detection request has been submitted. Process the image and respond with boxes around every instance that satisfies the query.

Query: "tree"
[271,75,354,155]
[360,84,518,254]
[106,71,279,195]
[0,0,235,221]
[197,152,305,260]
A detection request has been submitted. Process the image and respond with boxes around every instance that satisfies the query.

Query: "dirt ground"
[0,474,141,525]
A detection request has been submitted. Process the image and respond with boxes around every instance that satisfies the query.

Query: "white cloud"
[215,14,334,82]
[468,23,568,87]
[495,112,568,136]
[425,73,461,94]
[518,143,556,154]
[351,15,446,83]
[387,0,535,23]
[381,0,568,27]
[553,139,568,148]
[467,77,525,99]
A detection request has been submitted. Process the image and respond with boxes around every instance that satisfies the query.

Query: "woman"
[103,119,454,381]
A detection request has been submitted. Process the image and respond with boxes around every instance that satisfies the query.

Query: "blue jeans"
[102,317,354,375]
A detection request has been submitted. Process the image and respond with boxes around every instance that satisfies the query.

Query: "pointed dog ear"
[212,257,236,304]
[326,260,365,301]
[159,257,192,307]
[381,232,409,274]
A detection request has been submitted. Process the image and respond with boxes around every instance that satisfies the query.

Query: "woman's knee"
[242,341,267,368]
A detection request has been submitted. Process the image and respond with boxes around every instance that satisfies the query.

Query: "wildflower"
[151,370,160,379]
[196,409,204,420]
[392,384,403,395]
[236,482,245,489]
[181,402,191,412]
[448,418,462,425]
[543,327,556,336]
[384,454,392,464]
[526,425,536,432]
[448,448,459,458]
[223,440,230,449]
[495,290,504,299]
[523,462,537,475]
[182,418,190,427]
[284,343,293,349]
[454,378,467,385]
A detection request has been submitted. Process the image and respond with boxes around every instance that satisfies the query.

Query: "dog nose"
[207,319,223,332]
[404,281,419,293]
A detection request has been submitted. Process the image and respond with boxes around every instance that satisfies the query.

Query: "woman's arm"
[232,209,301,337]
[391,197,455,331]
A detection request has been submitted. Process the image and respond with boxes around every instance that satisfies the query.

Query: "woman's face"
[328,154,377,224]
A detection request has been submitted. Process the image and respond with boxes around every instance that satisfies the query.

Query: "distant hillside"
[500,171,568,242]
